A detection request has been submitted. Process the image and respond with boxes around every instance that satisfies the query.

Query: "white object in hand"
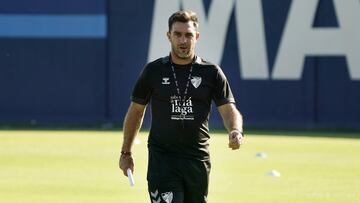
[127,168,135,187]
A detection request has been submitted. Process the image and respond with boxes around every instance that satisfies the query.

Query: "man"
[119,10,244,203]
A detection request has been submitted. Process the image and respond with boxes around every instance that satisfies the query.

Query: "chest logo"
[162,77,170,85]
[191,76,202,88]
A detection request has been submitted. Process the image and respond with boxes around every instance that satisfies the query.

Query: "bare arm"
[218,103,244,150]
[119,102,147,176]
[121,102,147,152]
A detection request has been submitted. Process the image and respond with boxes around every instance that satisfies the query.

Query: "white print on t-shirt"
[170,95,194,120]
[161,191,173,203]
[191,76,202,88]
[162,77,170,85]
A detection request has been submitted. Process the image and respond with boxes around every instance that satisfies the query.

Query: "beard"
[172,45,193,59]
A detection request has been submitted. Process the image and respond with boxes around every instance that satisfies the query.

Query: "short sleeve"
[212,66,235,106]
[131,65,152,105]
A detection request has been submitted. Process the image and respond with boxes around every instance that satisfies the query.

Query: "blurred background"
[0,0,359,130]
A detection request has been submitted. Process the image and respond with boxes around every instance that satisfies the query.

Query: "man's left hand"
[228,130,244,150]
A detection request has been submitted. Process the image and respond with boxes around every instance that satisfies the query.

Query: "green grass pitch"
[0,130,359,203]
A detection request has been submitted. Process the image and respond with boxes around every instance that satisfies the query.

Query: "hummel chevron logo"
[152,197,161,203]
[162,77,170,85]
[151,190,160,203]
[151,190,158,198]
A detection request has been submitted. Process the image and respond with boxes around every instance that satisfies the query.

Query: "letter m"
[148,0,233,65]
[148,0,269,79]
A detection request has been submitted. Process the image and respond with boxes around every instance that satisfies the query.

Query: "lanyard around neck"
[170,62,193,102]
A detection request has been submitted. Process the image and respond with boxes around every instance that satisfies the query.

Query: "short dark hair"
[168,10,199,32]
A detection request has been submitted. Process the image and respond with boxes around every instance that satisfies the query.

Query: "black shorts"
[147,151,211,203]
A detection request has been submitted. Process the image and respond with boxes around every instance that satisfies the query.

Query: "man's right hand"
[119,153,134,177]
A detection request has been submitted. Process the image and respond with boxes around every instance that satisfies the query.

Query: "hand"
[119,153,134,177]
[228,130,244,150]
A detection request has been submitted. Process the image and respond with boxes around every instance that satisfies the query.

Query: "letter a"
[272,0,360,80]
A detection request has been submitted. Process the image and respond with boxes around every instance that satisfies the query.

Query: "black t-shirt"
[131,56,235,161]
